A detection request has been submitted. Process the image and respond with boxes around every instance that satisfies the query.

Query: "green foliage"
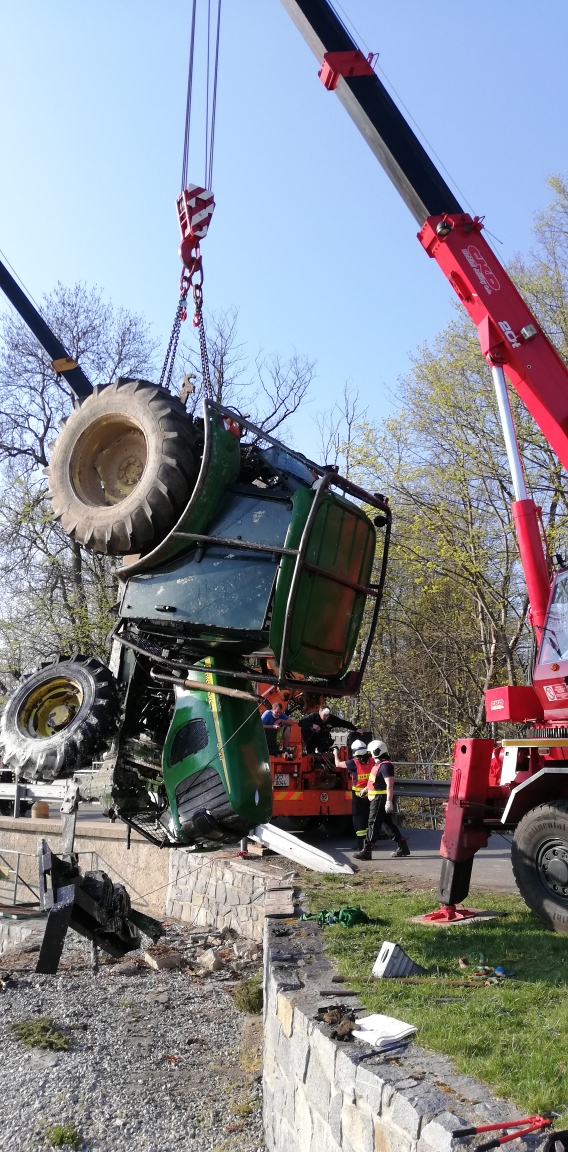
[307,873,568,1118]
[44,1123,82,1149]
[9,1016,70,1050]
[232,973,263,1014]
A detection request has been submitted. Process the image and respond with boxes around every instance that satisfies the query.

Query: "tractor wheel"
[46,378,197,554]
[0,655,118,782]
[511,801,568,932]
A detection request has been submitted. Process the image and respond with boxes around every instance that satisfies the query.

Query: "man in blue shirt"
[261,701,291,753]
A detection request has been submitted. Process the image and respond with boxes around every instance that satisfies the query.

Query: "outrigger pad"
[35,839,162,974]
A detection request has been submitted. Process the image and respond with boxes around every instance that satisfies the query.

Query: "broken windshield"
[538,572,568,663]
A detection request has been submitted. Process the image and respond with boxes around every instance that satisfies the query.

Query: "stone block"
[215,881,227,905]
[294,1083,314,1152]
[277,992,294,1038]
[336,1048,358,1099]
[342,1100,375,1152]
[390,1086,450,1141]
[419,1113,469,1152]
[313,1111,343,1152]
[374,1117,414,1152]
[265,1008,283,1055]
[305,1052,331,1118]
[329,1089,343,1143]
[290,1026,310,1083]
[311,1025,337,1081]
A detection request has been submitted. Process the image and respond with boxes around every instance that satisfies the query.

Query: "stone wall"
[165,850,295,942]
[263,916,535,1152]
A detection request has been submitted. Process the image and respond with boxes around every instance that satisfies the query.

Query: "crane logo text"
[498,320,521,349]
[462,245,501,294]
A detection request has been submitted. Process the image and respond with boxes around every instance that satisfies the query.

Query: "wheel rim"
[70,414,148,506]
[17,677,84,739]
[536,837,568,902]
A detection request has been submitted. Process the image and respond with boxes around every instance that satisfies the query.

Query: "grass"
[44,1123,82,1149]
[304,871,568,1119]
[9,1017,70,1051]
[232,973,263,1015]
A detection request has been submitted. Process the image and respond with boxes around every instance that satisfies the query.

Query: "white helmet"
[368,739,388,758]
[351,739,367,755]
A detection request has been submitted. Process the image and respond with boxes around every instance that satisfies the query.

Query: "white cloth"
[352,1013,416,1048]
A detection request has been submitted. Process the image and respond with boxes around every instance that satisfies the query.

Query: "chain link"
[160,246,212,398]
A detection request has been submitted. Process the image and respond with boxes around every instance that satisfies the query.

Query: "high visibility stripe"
[368,789,387,798]
[274,791,302,801]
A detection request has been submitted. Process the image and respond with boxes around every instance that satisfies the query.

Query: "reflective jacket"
[367,759,392,798]
[350,756,371,796]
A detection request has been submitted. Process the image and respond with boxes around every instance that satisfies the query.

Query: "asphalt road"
[301,826,518,896]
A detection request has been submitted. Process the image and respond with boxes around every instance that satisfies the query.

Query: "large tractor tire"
[0,655,118,782]
[46,378,196,555]
[511,801,568,933]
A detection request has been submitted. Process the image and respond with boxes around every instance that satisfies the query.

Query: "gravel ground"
[0,922,266,1152]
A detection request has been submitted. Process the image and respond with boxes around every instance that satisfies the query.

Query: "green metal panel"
[162,661,272,845]
[270,487,376,678]
[117,399,240,581]
[121,491,292,639]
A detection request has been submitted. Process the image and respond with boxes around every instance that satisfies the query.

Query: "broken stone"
[198,948,223,972]
[107,961,140,977]
[144,948,182,971]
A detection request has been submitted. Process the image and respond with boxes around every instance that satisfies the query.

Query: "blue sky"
[1,1,567,458]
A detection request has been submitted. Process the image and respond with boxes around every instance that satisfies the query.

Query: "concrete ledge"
[0,817,169,914]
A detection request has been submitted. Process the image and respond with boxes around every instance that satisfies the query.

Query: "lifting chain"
[159,253,212,398]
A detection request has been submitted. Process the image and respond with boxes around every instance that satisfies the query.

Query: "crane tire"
[46,378,196,555]
[511,800,568,933]
[0,655,119,782]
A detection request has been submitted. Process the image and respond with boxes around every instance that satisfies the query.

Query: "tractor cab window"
[538,572,568,663]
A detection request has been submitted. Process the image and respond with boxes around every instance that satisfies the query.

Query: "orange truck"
[260,687,355,835]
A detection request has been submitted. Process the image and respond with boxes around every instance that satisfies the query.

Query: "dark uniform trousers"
[365,796,404,848]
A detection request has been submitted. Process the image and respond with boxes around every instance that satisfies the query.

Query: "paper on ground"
[352,1013,416,1048]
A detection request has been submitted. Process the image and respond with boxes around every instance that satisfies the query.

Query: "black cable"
[204,0,211,187]
[207,0,222,189]
[181,0,197,191]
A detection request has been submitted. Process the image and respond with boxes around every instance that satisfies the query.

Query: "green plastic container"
[162,659,272,845]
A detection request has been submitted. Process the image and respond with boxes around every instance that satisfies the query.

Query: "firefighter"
[334,738,373,849]
[355,740,410,860]
[298,705,350,755]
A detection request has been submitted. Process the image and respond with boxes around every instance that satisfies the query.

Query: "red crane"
[281,0,568,930]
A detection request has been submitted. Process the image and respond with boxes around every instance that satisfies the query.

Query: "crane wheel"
[46,378,197,555]
[511,800,568,932]
[0,655,119,782]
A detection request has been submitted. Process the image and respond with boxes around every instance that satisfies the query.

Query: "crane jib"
[0,256,93,398]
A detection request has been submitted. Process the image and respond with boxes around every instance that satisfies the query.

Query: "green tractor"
[0,380,390,848]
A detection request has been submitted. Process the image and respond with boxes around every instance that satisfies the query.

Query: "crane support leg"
[436,739,493,907]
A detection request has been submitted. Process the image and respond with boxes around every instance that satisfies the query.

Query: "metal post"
[491,365,527,501]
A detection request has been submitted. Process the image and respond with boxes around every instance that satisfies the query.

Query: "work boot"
[391,839,410,858]
[354,846,372,860]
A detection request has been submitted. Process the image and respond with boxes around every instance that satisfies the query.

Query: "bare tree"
[0,283,158,679]
[178,307,316,440]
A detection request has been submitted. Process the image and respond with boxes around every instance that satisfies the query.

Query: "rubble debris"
[144,946,183,971]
